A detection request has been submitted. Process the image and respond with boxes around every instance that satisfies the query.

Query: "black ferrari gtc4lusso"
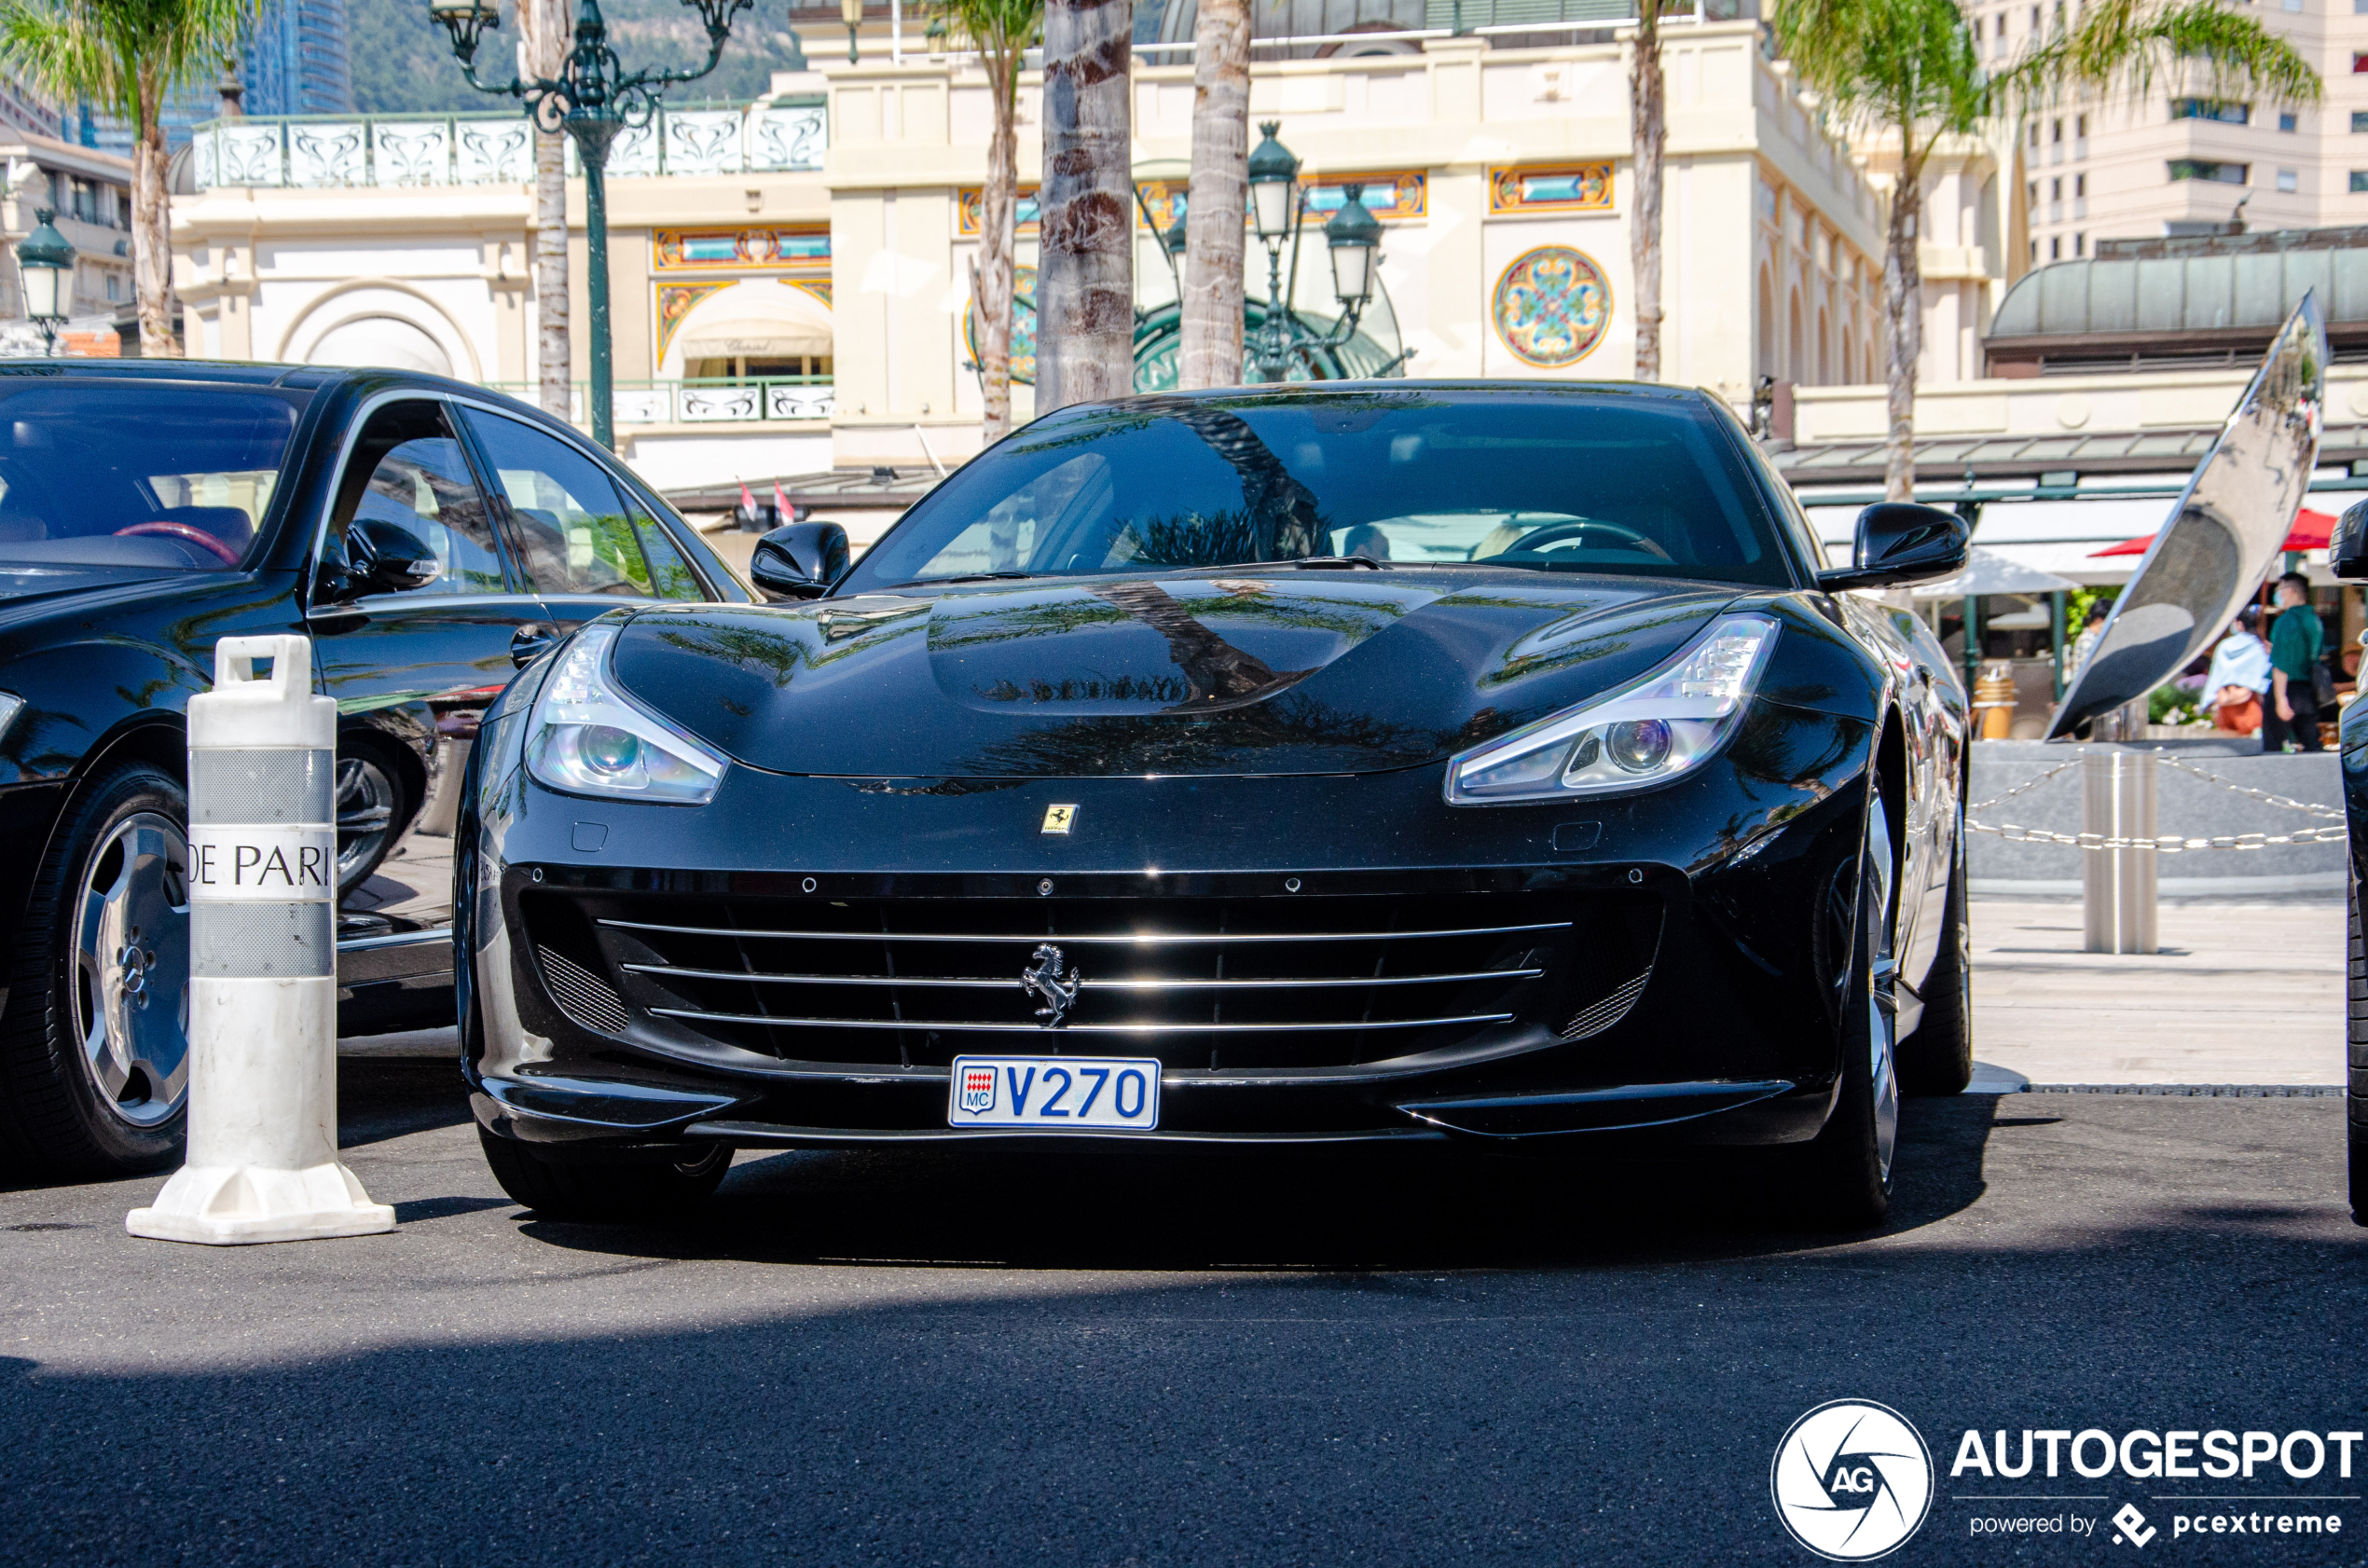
[457,381,1976,1229]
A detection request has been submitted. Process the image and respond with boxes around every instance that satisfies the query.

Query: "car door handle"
[510,623,558,669]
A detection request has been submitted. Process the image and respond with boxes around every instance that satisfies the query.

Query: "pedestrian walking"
[2069,598,2109,677]
[2265,571,2327,752]
[2204,606,2269,736]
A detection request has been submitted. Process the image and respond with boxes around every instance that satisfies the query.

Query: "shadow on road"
[515,1094,2009,1272]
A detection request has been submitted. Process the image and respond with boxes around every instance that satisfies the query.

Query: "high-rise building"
[241,0,355,118]
[1966,0,2368,260]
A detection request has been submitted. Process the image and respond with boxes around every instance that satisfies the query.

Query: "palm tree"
[524,0,570,419]
[1628,0,1668,381]
[930,0,1041,441]
[1772,0,2319,500]
[0,0,260,356]
[1178,0,1247,390]
[1037,0,1134,412]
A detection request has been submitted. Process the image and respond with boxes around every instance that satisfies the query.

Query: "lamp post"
[1240,123,1385,382]
[16,208,74,355]
[842,0,862,62]
[431,0,752,450]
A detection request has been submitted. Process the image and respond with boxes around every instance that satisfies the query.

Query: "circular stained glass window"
[1492,245,1612,368]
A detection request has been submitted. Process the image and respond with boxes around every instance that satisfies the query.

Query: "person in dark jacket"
[2265,571,2326,752]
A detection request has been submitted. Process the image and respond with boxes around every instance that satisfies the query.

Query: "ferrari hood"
[607,570,1739,779]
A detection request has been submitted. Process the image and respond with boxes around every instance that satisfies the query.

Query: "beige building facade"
[159,17,2024,512]
[1969,0,2368,263]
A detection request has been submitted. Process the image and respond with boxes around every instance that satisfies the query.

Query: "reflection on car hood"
[609,570,1739,777]
[0,561,181,613]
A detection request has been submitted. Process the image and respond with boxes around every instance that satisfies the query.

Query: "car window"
[326,401,506,595]
[0,382,302,571]
[629,502,707,600]
[847,390,1796,591]
[459,408,656,598]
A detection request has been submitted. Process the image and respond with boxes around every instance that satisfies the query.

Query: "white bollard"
[127,635,393,1245]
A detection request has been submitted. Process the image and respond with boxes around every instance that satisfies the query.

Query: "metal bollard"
[127,636,393,1245]
[2082,750,2157,956]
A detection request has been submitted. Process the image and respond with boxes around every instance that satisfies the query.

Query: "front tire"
[1897,821,1973,1096]
[478,1128,730,1222]
[0,763,192,1176]
[1787,794,1899,1231]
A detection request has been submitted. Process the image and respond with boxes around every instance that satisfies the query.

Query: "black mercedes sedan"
[0,360,750,1176]
[460,382,1973,1229]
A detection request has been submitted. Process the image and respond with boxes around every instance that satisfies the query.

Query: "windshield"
[0,382,303,571]
[842,388,1797,592]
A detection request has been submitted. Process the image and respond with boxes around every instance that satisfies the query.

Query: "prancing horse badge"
[1041,804,1077,834]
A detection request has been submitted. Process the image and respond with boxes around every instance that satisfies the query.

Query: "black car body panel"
[458,382,1967,1155]
[0,360,751,1045]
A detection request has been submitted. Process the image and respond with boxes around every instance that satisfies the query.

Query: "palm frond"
[1999,0,2320,111]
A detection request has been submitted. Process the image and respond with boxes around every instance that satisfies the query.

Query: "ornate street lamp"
[841,0,862,63]
[16,208,74,355]
[1240,124,1387,382]
[431,0,754,450]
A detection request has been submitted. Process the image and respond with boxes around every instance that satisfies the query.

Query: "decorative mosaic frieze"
[1488,162,1614,214]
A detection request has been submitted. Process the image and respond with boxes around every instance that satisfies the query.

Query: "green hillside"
[348,0,816,116]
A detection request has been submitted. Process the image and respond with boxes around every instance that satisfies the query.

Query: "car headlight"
[525,623,725,805]
[1443,613,1779,805]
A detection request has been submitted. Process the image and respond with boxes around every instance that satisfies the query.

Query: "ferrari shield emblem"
[957,1064,998,1115]
[1041,804,1077,834]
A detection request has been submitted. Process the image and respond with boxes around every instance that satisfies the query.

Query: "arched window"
[1817,309,1830,384]
[1787,291,1803,382]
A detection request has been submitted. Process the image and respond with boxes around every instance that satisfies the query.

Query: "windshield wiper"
[900,571,1033,586]
[1289,556,1384,571]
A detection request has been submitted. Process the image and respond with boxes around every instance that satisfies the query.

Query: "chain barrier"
[1965,747,2350,852]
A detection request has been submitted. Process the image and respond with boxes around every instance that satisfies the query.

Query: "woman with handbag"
[2206,607,2269,736]
[2266,571,2328,752]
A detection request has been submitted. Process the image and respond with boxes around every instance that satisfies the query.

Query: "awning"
[676,318,833,360]
[1908,546,2083,598]
[2088,506,2336,557]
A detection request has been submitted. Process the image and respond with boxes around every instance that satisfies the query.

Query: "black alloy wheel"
[335,749,408,894]
[477,1128,732,1222]
[1785,793,1900,1231]
[0,763,191,1175]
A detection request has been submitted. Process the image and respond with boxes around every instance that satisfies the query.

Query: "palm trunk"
[132,71,175,358]
[530,0,570,419]
[1037,0,1134,412]
[1881,139,1924,502]
[975,43,1020,442]
[1179,0,1247,390]
[1627,0,1664,381]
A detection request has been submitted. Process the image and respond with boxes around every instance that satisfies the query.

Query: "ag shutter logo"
[1772,1400,1935,1561]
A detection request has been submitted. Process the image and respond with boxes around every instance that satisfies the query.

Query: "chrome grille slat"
[623,962,1544,990]
[600,918,1571,944]
[649,1007,1517,1033]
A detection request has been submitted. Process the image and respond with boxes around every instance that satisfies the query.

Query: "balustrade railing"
[482,377,835,426]
[192,99,829,191]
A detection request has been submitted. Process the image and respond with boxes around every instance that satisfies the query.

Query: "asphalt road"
[1,1065,2363,1567]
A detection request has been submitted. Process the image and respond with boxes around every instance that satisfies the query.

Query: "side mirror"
[2334,500,2368,580]
[750,520,848,601]
[323,519,440,601]
[1816,502,1970,592]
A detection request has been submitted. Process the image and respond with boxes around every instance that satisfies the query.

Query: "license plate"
[948,1055,1162,1131]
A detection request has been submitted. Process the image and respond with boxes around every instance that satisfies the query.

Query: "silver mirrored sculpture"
[2047,291,2328,737]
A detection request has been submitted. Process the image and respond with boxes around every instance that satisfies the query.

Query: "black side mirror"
[1816,502,1970,592]
[750,520,849,601]
[2334,500,2368,580]
[347,518,442,596]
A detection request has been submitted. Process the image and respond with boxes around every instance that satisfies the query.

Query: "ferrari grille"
[528,889,1662,1073]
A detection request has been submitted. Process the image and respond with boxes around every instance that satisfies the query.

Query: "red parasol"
[2090,507,2335,557]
